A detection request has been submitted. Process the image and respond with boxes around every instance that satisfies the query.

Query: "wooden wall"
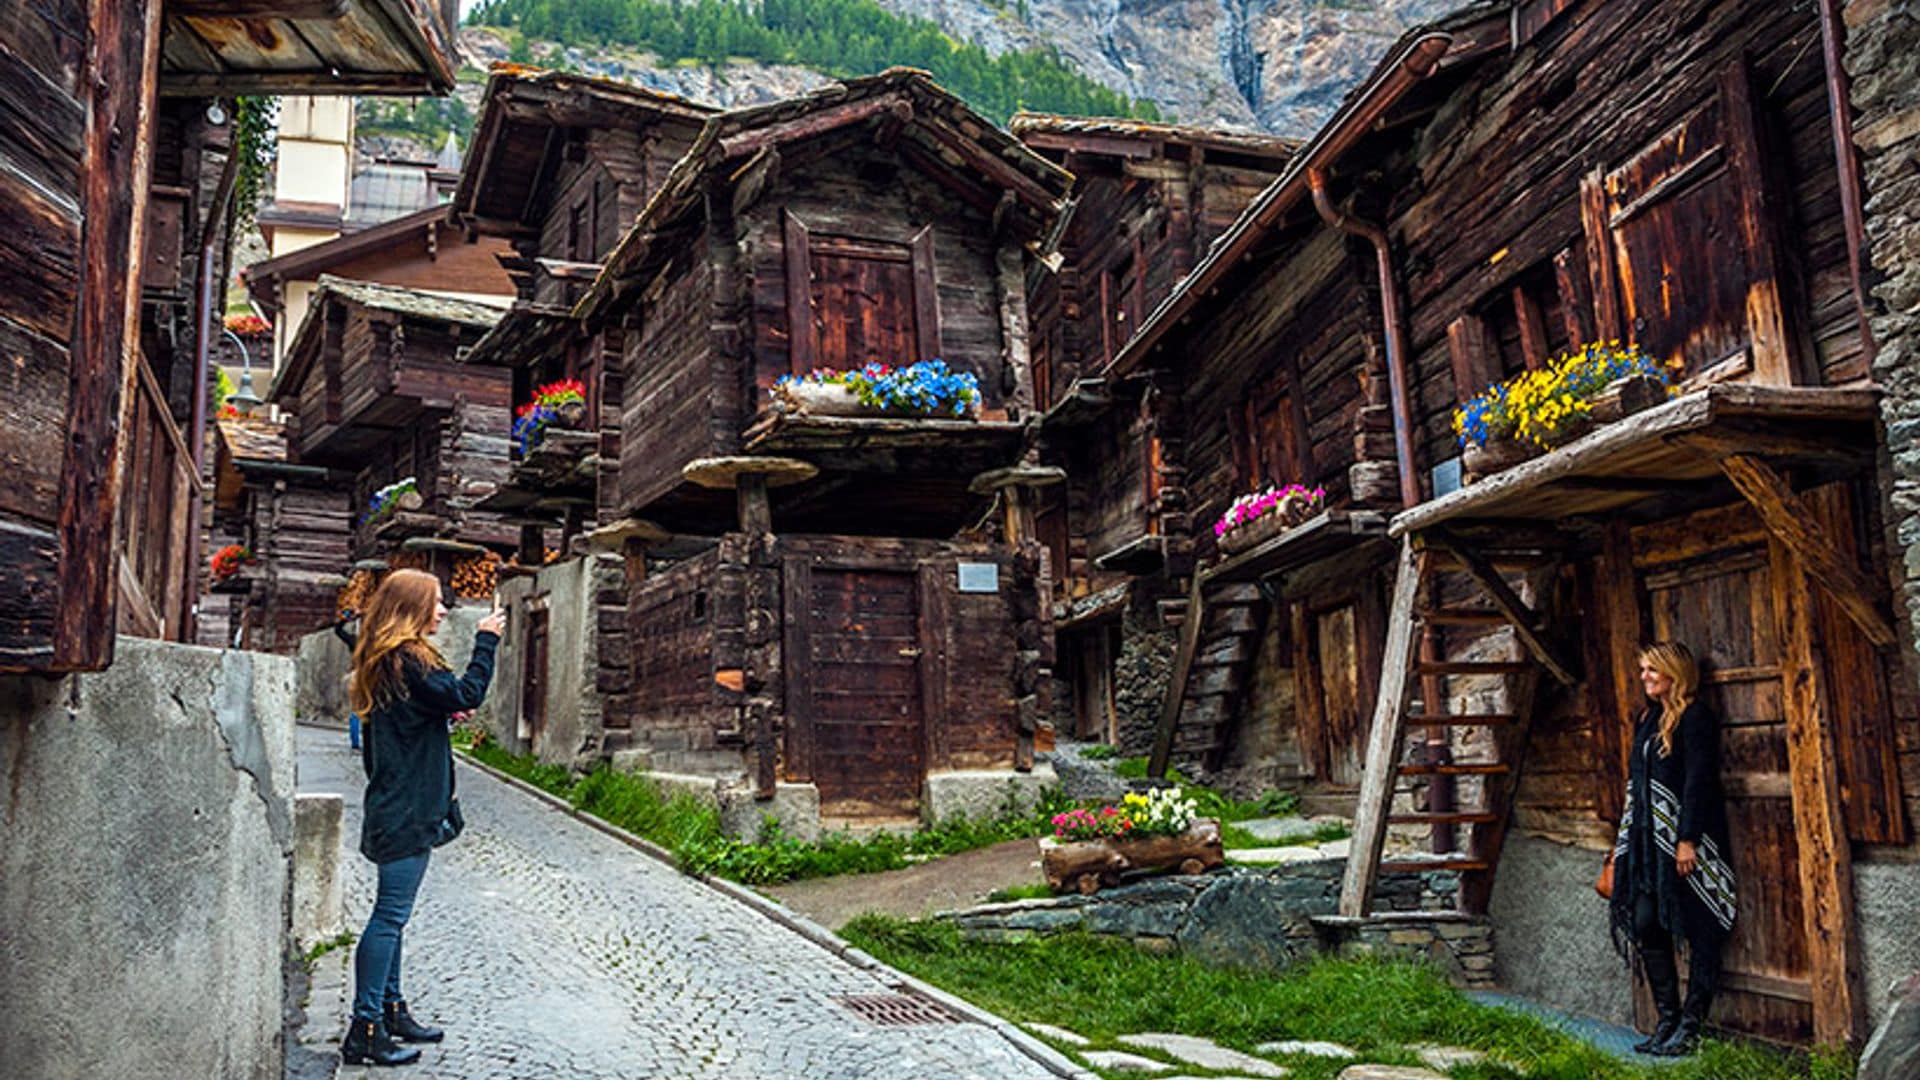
[627,547,731,753]
[616,233,717,514]
[1391,0,1868,469]
[0,0,159,671]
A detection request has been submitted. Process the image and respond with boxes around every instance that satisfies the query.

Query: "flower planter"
[1040,818,1225,895]
[551,399,588,429]
[1217,499,1322,555]
[773,379,978,420]
[1588,373,1667,424]
[1460,435,1538,483]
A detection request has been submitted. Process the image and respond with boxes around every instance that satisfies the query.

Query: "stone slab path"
[293,726,1060,1079]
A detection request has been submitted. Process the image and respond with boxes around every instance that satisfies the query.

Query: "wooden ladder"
[1148,577,1270,778]
[1340,529,1578,916]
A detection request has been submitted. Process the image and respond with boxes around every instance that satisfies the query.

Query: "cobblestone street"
[295,726,1060,1079]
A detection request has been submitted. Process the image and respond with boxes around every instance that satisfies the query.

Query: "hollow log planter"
[1040,817,1226,895]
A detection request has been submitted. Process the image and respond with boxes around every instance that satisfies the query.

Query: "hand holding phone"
[478,594,507,637]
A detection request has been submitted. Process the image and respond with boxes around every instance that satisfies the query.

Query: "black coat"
[360,631,498,864]
[1610,701,1738,944]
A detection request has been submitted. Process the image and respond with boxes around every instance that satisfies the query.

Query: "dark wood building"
[1079,0,1911,1050]
[1010,115,1299,752]
[0,0,459,674]
[268,276,513,602]
[204,416,352,653]
[550,70,1076,825]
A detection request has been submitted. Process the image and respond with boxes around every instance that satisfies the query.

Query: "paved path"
[295,726,1058,1079]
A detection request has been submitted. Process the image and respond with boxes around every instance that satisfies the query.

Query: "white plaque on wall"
[956,562,999,593]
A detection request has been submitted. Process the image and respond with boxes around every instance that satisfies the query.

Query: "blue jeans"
[352,850,430,1021]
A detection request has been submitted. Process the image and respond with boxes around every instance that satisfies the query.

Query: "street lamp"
[222,326,263,416]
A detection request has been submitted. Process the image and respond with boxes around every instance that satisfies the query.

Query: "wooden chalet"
[545,69,1076,822]
[1075,0,1911,1050]
[0,0,459,673]
[452,69,718,551]
[204,416,351,653]
[269,276,514,601]
[1010,114,1300,749]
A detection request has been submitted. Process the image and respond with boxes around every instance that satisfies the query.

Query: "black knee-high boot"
[1635,941,1683,1053]
[1652,933,1721,1057]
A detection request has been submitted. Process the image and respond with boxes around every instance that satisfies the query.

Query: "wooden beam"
[168,0,349,16]
[1769,536,1864,1046]
[1717,453,1896,647]
[1147,572,1209,780]
[719,95,903,161]
[1340,537,1425,917]
[1678,430,1871,468]
[1594,520,1644,823]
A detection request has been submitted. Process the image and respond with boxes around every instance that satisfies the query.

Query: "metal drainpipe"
[187,114,244,642]
[1308,168,1457,852]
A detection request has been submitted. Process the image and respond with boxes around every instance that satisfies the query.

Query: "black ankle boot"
[385,999,444,1043]
[1633,1017,1678,1054]
[1649,1016,1702,1057]
[341,1017,422,1066]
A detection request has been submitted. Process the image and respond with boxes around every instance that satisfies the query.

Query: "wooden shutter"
[786,213,937,373]
[1582,65,1800,385]
[1447,313,1501,402]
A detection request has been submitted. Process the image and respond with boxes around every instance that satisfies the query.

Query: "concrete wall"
[487,556,612,769]
[1857,858,1920,1027]
[294,602,502,732]
[1487,832,1635,1027]
[0,638,297,1080]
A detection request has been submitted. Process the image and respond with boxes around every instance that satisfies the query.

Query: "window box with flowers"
[512,378,589,455]
[360,477,421,530]
[1039,788,1225,895]
[1452,342,1678,483]
[1214,484,1326,556]
[209,543,260,593]
[771,360,981,420]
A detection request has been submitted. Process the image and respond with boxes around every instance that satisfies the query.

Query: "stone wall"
[488,555,618,769]
[1486,831,1635,1027]
[1848,1,1920,658]
[1112,589,1179,755]
[0,638,297,1080]
[942,857,1494,988]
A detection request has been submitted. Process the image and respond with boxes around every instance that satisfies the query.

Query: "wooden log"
[1769,536,1863,1046]
[1716,453,1896,647]
[1040,819,1225,894]
[1340,537,1424,918]
[1147,572,1208,779]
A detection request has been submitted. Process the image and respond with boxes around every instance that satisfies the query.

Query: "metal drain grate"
[833,992,967,1027]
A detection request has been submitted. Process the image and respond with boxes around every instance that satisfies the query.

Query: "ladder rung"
[1405,712,1515,726]
[1396,762,1511,776]
[1418,607,1509,627]
[1414,661,1531,676]
[1388,811,1499,825]
[1380,857,1491,874]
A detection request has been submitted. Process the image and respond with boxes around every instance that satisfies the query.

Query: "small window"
[691,590,708,622]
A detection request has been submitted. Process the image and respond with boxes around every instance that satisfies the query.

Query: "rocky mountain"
[360,0,1458,163]
[872,0,1460,135]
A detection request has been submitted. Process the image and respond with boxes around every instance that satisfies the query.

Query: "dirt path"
[762,837,1047,930]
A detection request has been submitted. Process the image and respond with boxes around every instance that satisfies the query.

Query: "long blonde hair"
[349,569,448,716]
[1639,641,1699,758]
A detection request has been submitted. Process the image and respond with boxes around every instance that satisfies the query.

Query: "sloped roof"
[453,65,718,233]
[578,68,1075,322]
[159,0,459,96]
[269,275,506,402]
[1009,112,1303,160]
[216,416,288,463]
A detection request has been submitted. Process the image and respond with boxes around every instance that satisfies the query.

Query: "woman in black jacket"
[340,569,505,1067]
[1608,641,1737,1057]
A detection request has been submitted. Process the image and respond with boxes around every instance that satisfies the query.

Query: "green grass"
[1107,756,1303,825]
[840,917,1852,1080]
[984,882,1055,903]
[300,930,356,970]
[460,739,1067,885]
[1077,743,1120,760]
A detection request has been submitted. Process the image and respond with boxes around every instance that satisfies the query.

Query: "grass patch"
[300,930,355,970]
[841,917,1847,1080]
[458,740,1066,886]
[984,882,1055,903]
[1077,743,1120,760]
[1106,757,1302,824]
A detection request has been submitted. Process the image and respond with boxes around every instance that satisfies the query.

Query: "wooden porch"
[1343,383,1889,1046]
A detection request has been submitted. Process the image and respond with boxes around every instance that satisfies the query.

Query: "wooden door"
[1636,540,1812,1044]
[1297,601,1368,788]
[1070,628,1118,742]
[792,566,927,819]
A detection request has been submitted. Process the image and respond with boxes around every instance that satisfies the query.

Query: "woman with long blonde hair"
[1607,641,1736,1057]
[341,569,505,1067]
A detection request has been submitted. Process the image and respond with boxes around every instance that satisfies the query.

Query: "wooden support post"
[1341,536,1425,918]
[1769,536,1864,1046]
[1718,453,1896,647]
[1594,520,1645,822]
[1428,529,1580,686]
[1147,571,1209,781]
[738,471,772,536]
[518,523,544,567]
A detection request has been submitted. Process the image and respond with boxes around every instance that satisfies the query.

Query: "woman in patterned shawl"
[1608,641,1736,1057]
